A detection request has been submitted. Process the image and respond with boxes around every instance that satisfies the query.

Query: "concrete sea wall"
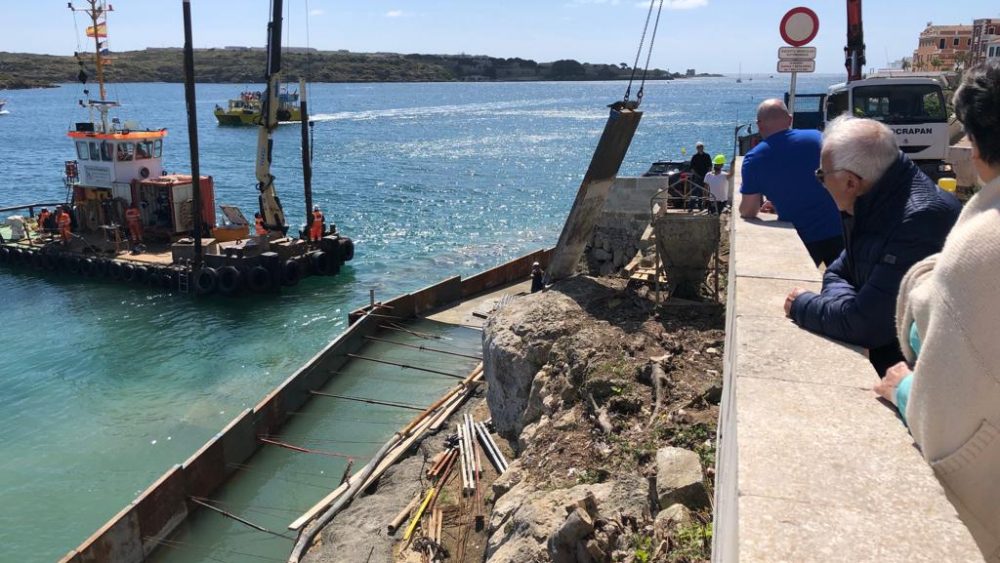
[712,176,982,561]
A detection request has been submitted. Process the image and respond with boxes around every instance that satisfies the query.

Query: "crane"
[844,0,866,82]
[255,0,290,235]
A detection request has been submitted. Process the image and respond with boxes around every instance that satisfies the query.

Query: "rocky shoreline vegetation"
[300,263,726,563]
[0,49,719,89]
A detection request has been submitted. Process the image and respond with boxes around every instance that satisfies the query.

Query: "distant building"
[971,18,999,66]
[685,69,695,77]
[987,37,1000,61]
[912,23,972,71]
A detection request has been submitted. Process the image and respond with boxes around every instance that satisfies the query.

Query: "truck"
[742,0,955,182]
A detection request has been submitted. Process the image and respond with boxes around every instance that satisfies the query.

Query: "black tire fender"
[281,259,302,287]
[217,266,243,294]
[194,266,218,295]
[247,266,270,292]
[121,263,137,283]
[337,238,354,262]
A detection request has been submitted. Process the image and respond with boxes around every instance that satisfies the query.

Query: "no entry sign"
[779,7,819,47]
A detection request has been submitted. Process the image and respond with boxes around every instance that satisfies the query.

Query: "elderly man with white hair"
[784,116,961,377]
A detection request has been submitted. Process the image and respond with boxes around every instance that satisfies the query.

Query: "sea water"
[0,75,838,561]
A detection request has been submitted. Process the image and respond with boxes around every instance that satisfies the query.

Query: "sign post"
[778,7,819,115]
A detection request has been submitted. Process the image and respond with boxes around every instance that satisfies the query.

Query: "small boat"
[214,88,301,125]
[0,99,7,113]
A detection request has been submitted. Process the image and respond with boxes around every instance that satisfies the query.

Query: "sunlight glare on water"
[0,75,838,561]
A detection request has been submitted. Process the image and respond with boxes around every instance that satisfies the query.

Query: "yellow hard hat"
[937,177,957,193]
[713,154,726,165]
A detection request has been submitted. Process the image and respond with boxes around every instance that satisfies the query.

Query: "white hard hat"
[313,205,320,211]
[532,261,540,267]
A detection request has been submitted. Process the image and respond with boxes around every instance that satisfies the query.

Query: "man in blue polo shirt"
[739,99,844,266]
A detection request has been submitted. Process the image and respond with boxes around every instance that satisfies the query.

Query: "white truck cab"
[823,76,954,180]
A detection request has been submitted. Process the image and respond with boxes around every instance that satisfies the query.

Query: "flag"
[86,23,107,38]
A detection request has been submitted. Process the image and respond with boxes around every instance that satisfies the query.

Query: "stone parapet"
[712,160,983,562]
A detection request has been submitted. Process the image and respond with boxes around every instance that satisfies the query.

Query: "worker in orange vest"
[125,202,143,244]
[310,205,325,242]
[57,206,72,245]
[254,212,267,236]
[36,208,51,237]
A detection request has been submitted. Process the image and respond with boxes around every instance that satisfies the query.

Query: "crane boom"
[255,0,289,234]
[845,0,866,82]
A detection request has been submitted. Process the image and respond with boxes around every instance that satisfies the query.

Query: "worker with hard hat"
[310,205,325,242]
[57,206,73,245]
[703,154,735,214]
[36,208,51,238]
[125,202,143,244]
[530,261,545,293]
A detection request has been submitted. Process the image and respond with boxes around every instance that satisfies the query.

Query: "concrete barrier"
[712,173,983,561]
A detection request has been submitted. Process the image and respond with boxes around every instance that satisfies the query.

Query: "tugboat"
[214,88,302,125]
[0,0,353,297]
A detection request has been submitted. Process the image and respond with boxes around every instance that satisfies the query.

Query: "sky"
[3,1,1000,75]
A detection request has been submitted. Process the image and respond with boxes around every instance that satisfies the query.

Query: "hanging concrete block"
[653,211,720,299]
[545,107,642,283]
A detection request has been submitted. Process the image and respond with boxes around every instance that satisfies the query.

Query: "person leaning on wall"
[874,60,1000,559]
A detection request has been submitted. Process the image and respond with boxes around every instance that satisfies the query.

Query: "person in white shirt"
[703,154,734,214]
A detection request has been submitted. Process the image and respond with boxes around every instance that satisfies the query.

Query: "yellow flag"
[86,23,108,38]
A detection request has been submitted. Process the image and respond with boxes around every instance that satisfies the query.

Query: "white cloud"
[309,8,324,16]
[386,10,404,17]
[635,0,707,9]
[664,0,708,9]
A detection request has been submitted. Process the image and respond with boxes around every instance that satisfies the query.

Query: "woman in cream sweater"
[875,60,1000,559]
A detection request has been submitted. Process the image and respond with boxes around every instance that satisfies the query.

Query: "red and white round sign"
[779,7,819,47]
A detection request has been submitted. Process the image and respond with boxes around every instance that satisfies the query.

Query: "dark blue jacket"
[790,152,961,351]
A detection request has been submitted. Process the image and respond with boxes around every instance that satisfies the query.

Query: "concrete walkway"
[712,161,982,562]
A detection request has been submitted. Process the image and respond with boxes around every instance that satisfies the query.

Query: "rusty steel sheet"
[545,107,642,283]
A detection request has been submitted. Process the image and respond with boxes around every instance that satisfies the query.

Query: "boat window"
[135,141,151,160]
[100,141,114,162]
[851,84,948,124]
[76,141,90,160]
[153,139,163,158]
[116,142,134,162]
[89,142,101,161]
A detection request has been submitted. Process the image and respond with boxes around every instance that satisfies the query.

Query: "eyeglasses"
[814,168,859,184]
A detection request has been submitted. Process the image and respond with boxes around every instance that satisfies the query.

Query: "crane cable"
[623,0,665,108]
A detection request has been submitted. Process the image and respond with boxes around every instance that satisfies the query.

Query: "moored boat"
[213,88,301,125]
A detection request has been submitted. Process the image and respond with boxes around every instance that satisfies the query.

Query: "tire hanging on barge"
[247,265,270,293]
[194,266,218,295]
[217,266,242,294]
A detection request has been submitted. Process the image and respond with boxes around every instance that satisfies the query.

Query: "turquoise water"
[0,75,838,561]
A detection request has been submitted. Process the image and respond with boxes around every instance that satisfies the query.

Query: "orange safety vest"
[255,217,267,235]
[313,210,324,224]
[126,207,141,225]
[58,212,71,230]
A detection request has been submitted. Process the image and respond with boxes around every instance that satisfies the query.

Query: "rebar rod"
[364,335,481,360]
[309,390,425,411]
[346,353,465,379]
